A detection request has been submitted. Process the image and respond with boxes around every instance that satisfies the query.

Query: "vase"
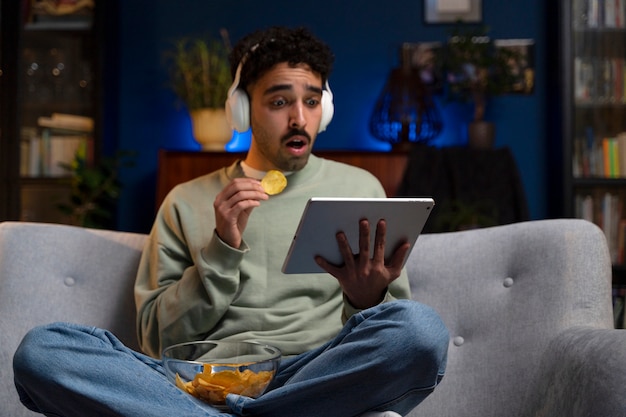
[189,108,233,151]
[468,120,495,149]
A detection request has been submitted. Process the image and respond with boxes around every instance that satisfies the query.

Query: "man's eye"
[306,98,320,106]
[272,98,287,107]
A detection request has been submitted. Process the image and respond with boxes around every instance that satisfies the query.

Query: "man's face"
[245,62,324,172]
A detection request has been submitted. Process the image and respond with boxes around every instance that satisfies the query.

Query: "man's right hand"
[213,178,268,248]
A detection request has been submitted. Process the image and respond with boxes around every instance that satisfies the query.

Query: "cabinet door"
[565,0,626,282]
[0,0,98,223]
[0,0,21,220]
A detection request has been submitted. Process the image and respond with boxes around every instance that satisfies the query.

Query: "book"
[603,138,612,177]
[28,137,42,177]
[618,133,626,177]
[613,58,624,102]
[574,57,594,102]
[613,287,625,328]
[588,0,602,28]
[618,0,626,27]
[609,138,615,176]
[606,0,617,27]
[38,126,91,177]
[46,136,85,176]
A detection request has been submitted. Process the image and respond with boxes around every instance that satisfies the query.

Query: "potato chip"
[176,364,274,405]
[261,170,287,195]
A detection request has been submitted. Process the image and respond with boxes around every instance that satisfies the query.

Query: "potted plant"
[58,150,135,229]
[165,31,233,150]
[441,24,521,148]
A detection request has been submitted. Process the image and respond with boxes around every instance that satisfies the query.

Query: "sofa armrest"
[526,326,626,416]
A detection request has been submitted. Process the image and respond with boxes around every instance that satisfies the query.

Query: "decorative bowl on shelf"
[162,340,281,409]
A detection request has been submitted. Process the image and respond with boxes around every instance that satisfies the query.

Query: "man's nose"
[289,102,306,129]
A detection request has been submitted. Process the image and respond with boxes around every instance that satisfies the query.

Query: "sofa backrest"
[405,218,613,417]
[0,222,147,417]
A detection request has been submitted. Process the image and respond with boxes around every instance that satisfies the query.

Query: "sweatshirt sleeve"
[134,186,247,358]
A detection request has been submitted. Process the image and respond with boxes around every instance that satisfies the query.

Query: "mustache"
[281,129,311,143]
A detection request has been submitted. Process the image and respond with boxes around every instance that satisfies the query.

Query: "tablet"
[281,197,434,274]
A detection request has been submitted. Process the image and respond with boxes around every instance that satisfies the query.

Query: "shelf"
[573,27,626,33]
[575,102,626,109]
[573,177,626,187]
[24,19,92,32]
[19,175,72,184]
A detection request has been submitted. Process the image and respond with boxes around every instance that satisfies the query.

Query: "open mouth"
[286,139,306,149]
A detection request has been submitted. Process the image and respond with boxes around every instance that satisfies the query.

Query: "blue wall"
[114,0,547,233]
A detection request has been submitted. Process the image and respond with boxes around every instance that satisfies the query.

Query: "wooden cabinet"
[156,150,410,209]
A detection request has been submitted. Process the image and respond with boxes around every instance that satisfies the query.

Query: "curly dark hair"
[229,26,334,93]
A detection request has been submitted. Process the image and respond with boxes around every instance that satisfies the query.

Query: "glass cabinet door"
[566,0,626,277]
[1,0,98,223]
[0,0,17,221]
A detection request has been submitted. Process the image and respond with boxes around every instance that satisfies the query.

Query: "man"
[13,26,448,417]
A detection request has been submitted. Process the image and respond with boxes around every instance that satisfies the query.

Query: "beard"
[280,128,313,170]
[253,126,315,172]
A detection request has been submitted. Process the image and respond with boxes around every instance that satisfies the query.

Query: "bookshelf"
[0,0,107,224]
[557,0,626,326]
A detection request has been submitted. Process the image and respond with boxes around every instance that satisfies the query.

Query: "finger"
[215,179,266,207]
[358,219,370,268]
[215,183,267,211]
[214,198,261,246]
[373,219,387,263]
[214,194,260,219]
[315,255,341,276]
[336,231,356,270]
[387,241,411,271]
[228,178,267,197]
[229,189,269,206]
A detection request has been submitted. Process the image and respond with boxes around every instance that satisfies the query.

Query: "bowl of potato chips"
[162,340,281,409]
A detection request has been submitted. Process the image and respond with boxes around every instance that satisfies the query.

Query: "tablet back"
[282,197,434,274]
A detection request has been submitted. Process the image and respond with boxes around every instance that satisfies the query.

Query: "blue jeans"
[13,300,448,417]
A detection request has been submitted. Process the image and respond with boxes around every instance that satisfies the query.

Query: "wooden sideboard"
[156,150,409,209]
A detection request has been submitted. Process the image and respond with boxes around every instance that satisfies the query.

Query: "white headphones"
[225,46,334,133]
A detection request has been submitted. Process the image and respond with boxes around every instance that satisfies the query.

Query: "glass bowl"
[162,340,281,408]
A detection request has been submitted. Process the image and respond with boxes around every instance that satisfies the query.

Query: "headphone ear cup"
[318,90,334,133]
[225,88,250,132]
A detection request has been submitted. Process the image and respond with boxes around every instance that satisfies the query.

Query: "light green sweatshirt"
[135,155,411,358]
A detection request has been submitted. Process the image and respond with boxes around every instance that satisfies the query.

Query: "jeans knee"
[380,300,449,375]
[14,325,47,385]
[13,322,79,382]
[402,300,448,343]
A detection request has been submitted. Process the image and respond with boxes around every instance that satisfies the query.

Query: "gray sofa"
[1,219,625,417]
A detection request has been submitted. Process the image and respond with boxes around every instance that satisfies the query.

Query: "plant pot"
[468,120,495,149]
[189,108,233,151]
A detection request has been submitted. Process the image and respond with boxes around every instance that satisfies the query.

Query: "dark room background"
[110,0,546,233]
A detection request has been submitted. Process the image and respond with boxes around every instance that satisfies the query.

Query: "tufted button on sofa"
[1,219,626,417]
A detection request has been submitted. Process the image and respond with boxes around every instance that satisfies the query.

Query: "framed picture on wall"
[424,0,482,24]
[494,39,535,94]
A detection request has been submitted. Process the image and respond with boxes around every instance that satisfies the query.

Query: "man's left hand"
[315,219,410,309]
